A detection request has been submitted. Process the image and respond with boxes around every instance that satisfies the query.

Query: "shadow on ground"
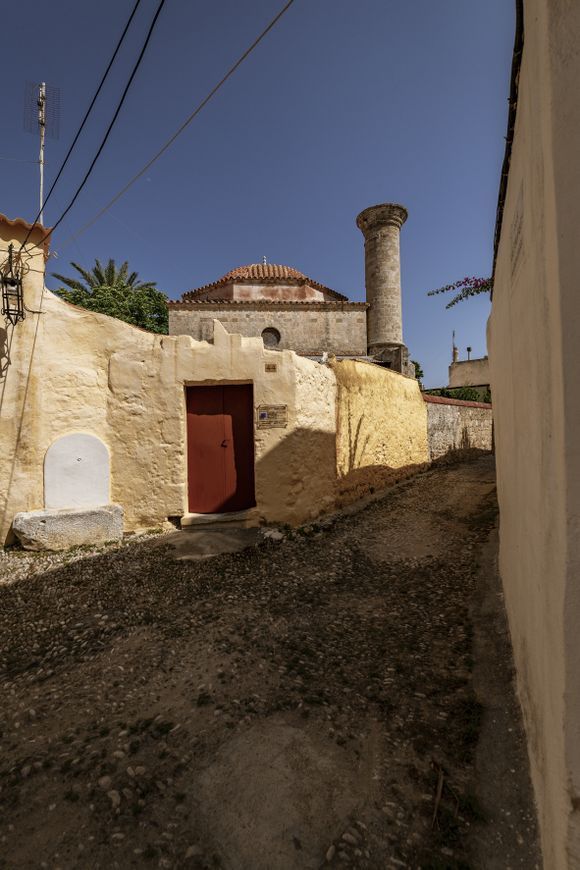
[0,456,540,869]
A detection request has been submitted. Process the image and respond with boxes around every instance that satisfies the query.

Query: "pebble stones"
[107,790,121,809]
[0,458,538,870]
[326,844,336,862]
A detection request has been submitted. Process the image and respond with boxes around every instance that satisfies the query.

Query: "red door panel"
[186,385,255,513]
[222,385,256,512]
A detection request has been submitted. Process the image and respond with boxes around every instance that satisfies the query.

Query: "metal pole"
[38,82,46,225]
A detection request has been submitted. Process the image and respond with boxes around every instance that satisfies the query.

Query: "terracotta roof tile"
[222,263,307,281]
[180,263,350,302]
[423,394,491,409]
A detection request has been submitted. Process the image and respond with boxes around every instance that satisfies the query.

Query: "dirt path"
[0,457,540,869]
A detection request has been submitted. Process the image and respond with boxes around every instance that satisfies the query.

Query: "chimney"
[356,202,412,374]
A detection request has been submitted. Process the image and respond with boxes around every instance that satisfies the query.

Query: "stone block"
[13,504,123,551]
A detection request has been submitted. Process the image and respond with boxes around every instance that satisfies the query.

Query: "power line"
[18,0,144,251]
[59,0,296,251]
[30,0,167,253]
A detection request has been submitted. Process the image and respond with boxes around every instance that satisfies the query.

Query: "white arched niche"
[44,433,110,509]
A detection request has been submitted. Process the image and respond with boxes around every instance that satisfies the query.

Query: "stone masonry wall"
[356,204,407,353]
[168,304,368,356]
[424,395,493,461]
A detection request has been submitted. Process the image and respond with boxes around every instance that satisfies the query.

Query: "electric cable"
[58,0,296,251]
[18,0,143,251]
[30,0,167,253]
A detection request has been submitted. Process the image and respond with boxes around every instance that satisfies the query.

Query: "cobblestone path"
[0,456,540,869]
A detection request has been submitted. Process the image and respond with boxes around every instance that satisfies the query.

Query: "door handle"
[221,439,228,447]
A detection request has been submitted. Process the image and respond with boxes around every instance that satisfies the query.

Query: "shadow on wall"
[0,323,11,380]
[254,425,428,525]
[336,395,430,509]
[345,412,371,474]
[254,427,338,525]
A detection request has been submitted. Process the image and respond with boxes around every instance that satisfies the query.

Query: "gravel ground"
[0,456,540,869]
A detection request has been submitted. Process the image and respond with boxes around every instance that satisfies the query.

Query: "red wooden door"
[186,384,256,513]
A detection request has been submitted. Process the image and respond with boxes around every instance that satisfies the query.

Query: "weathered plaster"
[0,217,342,541]
[1,217,434,549]
[489,1,580,865]
[331,359,429,506]
[448,357,490,389]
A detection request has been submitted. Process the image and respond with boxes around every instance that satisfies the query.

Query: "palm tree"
[52,259,168,334]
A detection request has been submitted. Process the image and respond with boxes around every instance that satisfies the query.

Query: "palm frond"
[92,259,107,287]
[117,262,129,284]
[51,272,89,293]
[104,259,117,286]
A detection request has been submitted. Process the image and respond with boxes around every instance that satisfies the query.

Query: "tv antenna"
[24,81,60,226]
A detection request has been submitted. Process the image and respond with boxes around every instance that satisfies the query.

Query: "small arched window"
[261,327,281,348]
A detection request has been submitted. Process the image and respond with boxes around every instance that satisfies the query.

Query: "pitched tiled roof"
[180,263,349,302]
[222,263,307,281]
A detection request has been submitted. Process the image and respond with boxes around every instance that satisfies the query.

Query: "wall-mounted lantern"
[1,244,25,325]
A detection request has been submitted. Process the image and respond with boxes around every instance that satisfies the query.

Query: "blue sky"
[2,0,513,387]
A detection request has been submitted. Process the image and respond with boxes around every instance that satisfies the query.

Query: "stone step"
[180,508,259,530]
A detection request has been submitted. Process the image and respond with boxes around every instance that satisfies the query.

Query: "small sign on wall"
[256,404,288,429]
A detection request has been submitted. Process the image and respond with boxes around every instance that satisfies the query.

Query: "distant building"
[168,261,368,357]
[448,344,490,399]
[168,204,415,377]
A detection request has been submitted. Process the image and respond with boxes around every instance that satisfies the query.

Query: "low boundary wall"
[423,394,493,461]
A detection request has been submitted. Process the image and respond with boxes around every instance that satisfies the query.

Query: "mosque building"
[168,203,415,377]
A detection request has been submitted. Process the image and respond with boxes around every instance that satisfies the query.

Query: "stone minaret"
[356,202,413,375]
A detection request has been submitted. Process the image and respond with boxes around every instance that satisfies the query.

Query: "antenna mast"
[24,80,60,226]
[38,83,46,225]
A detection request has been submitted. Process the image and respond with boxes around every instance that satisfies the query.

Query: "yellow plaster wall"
[331,359,429,507]
[488,1,580,865]
[1,222,48,541]
[1,221,430,546]
[254,354,337,525]
[0,219,339,541]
